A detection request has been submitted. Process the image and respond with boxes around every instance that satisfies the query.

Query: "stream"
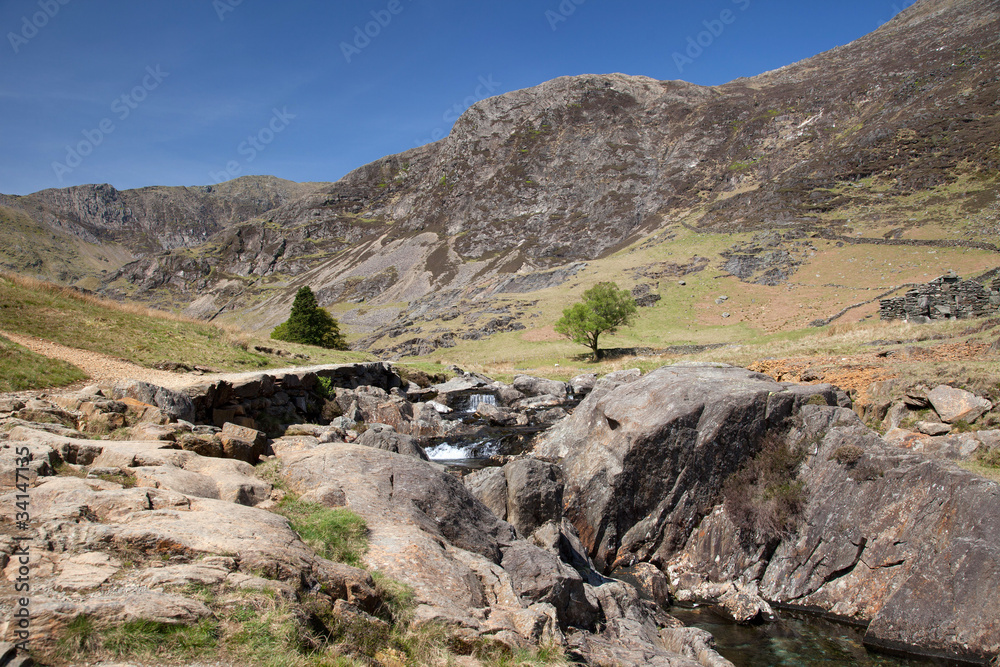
[422,393,956,666]
[670,606,948,666]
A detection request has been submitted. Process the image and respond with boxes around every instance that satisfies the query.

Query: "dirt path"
[1,330,350,398]
[1,329,193,391]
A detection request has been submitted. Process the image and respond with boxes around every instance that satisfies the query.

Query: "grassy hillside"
[0,272,372,374]
[384,218,1000,376]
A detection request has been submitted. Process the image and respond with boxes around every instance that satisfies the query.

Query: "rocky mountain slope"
[3,0,999,355]
[0,176,327,284]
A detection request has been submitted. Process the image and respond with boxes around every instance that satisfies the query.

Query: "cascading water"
[425,438,503,462]
[464,393,497,412]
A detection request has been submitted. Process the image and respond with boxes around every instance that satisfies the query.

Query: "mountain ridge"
[2,0,999,357]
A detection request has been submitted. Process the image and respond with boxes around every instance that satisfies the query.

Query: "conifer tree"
[271,286,347,350]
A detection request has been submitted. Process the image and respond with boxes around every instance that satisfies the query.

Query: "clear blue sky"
[0,0,916,196]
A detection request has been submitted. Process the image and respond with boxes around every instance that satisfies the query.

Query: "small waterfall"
[425,438,501,461]
[465,393,497,412]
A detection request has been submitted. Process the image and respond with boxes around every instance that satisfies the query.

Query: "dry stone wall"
[183,362,403,430]
[879,271,1000,322]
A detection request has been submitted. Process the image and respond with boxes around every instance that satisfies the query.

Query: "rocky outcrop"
[0,458,376,656]
[534,363,843,571]
[884,427,999,461]
[532,362,1000,662]
[2,377,737,665]
[670,404,1000,662]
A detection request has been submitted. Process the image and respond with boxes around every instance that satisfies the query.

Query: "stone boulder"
[534,363,804,570]
[408,402,451,437]
[464,467,508,521]
[717,582,774,624]
[514,394,565,411]
[505,459,564,538]
[420,374,491,407]
[0,398,26,413]
[569,373,597,395]
[927,385,992,424]
[109,380,196,423]
[513,375,569,399]
[475,402,523,427]
[535,407,568,425]
[493,384,526,407]
[465,459,564,538]
[219,421,267,463]
[915,420,951,436]
[280,443,515,565]
[356,425,429,460]
[500,540,597,630]
[628,562,672,610]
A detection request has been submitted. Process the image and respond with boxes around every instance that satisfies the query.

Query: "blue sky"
[0,0,916,196]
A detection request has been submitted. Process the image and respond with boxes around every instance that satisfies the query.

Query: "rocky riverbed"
[1,362,998,665]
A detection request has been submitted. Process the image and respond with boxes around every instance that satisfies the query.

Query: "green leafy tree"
[271,286,347,350]
[555,282,637,361]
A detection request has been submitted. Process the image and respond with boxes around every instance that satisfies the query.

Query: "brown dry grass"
[2,271,205,325]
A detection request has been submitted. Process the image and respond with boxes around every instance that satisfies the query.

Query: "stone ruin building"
[879,269,1000,322]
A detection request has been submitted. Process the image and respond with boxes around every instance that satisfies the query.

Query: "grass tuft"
[371,571,416,624]
[276,498,369,567]
[58,615,219,663]
[103,619,219,660]
[976,446,1000,468]
[829,444,865,466]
